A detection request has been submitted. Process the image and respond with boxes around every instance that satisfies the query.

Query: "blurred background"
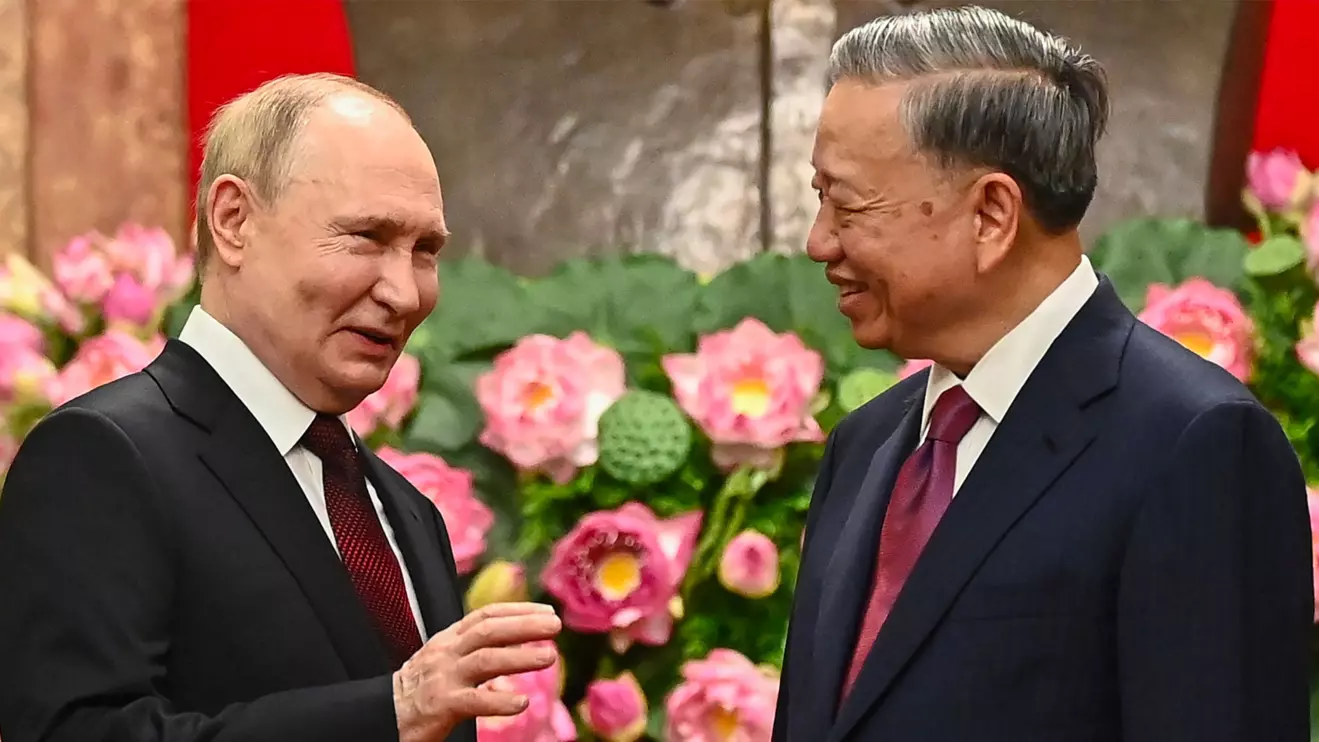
[0,0,1308,275]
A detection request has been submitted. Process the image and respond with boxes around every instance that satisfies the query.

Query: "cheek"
[416,265,439,311]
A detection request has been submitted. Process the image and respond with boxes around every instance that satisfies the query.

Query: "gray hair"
[828,6,1109,233]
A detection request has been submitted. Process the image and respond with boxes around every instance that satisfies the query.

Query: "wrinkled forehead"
[280,101,446,233]
[813,79,923,189]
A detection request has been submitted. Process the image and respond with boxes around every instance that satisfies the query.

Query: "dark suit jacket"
[773,280,1313,742]
[0,340,477,742]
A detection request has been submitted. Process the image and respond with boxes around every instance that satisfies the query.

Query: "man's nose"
[805,211,841,263]
[372,251,421,314]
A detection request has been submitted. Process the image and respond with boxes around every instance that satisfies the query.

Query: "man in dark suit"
[0,73,561,742]
[775,7,1312,742]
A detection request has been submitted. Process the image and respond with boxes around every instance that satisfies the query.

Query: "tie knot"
[301,413,358,463]
[927,386,981,444]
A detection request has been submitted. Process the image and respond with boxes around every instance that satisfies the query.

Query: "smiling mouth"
[348,328,397,347]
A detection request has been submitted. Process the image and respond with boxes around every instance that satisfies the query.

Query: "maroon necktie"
[840,385,981,700]
[301,413,423,666]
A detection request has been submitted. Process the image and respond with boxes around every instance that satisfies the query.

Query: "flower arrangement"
[0,224,194,471]
[13,149,1319,737]
[334,253,902,741]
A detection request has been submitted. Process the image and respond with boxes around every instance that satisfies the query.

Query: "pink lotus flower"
[376,447,492,575]
[0,312,43,353]
[897,358,932,380]
[347,353,421,436]
[476,332,626,483]
[1308,488,1319,623]
[0,346,55,404]
[1304,202,1319,276]
[1246,148,1310,211]
[51,224,193,328]
[52,234,114,305]
[0,254,85,335]
[662,318,824,470]
[477,640,576,742]
[579,672,648,742]
[101,274,161,326]
[103,224,194,302]
[44,330,163,408]
[541,502,702,652]
[1297,303,1319,377]
[718,530,780,599]
[1137,279,1253,382]
[666,649,779,742]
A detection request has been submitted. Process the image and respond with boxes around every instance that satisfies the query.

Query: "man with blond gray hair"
[0,73,562,742]
[776,6,1310,742]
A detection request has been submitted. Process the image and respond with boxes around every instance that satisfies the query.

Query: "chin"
[849,318,894,352]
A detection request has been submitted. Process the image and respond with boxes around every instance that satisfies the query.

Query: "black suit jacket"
[0,340,478,742]
[773,280,1313,742]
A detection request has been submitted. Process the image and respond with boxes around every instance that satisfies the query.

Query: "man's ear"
[206,175,257,270]
[970,172,1022,274]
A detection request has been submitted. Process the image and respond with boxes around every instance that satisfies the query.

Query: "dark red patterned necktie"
[301,413,423,666]
[840,385,981,700]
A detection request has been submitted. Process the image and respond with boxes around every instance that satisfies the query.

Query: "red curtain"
[1251,0,1319,165]
[185,0,357,211]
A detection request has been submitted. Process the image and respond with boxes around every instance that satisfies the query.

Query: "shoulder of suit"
[1122,323,1261,420]
[56,370,175,434]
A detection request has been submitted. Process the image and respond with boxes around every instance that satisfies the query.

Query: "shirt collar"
[922,255,1099,431]
[177,306,342,456]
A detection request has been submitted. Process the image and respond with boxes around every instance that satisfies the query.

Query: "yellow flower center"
[731,377,770,417]
[1174,331,1215,358]
[594,552,642,600]
[710,706,741,740]
[521,381,555,410]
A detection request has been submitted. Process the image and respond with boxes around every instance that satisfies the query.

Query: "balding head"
[194,73,411,275]
[196,73,445,415]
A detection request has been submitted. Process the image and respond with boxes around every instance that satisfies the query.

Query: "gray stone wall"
[347,0,1237,275]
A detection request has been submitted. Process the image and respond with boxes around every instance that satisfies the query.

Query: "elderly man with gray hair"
[0,74,562,742]
[778,6,1310,742]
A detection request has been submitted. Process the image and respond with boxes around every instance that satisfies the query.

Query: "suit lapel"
[146,341,395,679]
[808,390,923,722]
[828,281,1135,742]
[362,449,465,637]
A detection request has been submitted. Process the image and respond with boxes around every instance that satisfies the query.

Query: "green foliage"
[527,255,703,359]
[1241,270,1319,482]
[1089,217,1251,310]
[693,252,901,379]
[1245,236,1308,279]
[413,258,541,364]
[837,368,898,413]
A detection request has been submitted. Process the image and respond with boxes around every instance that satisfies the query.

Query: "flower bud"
[464,560,528,612]
[579,672,647,742]
[718,529,780,599]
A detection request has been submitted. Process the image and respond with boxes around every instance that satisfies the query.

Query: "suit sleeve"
[1117,400,1312,742]
[771,424,843,742]
[0,408,397,742]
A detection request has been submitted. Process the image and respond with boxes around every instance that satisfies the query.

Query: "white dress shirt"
[920,256,1099,495]
[178,306,426,637]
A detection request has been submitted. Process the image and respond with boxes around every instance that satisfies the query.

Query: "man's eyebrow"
[332,214,450,240]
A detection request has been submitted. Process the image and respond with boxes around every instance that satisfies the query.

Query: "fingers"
[450,687,533,719]
[458,645,559,686]
[455,614,563,655]
[453,602,557,634]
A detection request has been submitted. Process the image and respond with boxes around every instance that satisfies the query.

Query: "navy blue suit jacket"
[773,279,1313,742]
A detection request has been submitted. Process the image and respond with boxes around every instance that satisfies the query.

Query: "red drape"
[185,0,357,212]
[1251,0,1319,165]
